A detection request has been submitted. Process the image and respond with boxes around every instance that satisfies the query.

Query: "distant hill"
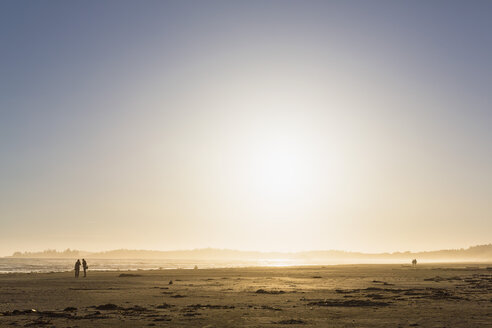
[9,249,89,259]
[7,244,492,262]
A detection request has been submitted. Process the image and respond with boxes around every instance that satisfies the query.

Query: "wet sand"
[1,264,491,327]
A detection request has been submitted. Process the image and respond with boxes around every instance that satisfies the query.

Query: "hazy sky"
[1,1,491,256]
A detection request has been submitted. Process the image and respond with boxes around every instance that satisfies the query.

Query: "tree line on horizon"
[7,244,492,260]
[11,248,82,258]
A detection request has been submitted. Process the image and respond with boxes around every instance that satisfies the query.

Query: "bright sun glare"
[251,144,306,195]
[240,131,322,205]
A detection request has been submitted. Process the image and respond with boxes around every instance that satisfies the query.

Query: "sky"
[0,0,491,256]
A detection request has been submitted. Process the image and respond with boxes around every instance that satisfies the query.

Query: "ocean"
[0,258,306,274]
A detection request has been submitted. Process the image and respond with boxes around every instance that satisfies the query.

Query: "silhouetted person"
[82,259,88,277]
[412,259,417,267]
[75,259,81,278]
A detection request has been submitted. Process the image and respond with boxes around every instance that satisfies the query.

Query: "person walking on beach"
[74,259,81,278]
[82,259,88,277]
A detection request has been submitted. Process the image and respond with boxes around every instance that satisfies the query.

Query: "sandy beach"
[0,264,491,327]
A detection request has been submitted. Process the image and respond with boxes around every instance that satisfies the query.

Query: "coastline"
[1,257,491,275]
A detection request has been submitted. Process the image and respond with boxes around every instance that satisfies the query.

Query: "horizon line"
[5,243,492,258]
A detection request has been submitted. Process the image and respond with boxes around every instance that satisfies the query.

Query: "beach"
[0,264,491,327]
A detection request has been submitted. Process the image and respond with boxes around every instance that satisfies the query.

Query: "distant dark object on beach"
[125,305,147,312]
[256,289,285,294]
[169,280,173,285]
[424,276,462,282]
[95,304,121,310]
[260,305,282,311]
[63,307,77,312]
[2,309,37,316]
[119,273,142,277]
[307,299,391,307]
[274,319,306,324]
[372,280,394,285]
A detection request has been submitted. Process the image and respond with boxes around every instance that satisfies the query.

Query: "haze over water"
[1,1,491,256]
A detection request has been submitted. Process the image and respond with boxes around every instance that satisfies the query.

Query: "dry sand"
[1,264,491,327]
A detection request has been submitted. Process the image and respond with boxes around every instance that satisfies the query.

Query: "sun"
[251,144,306,196]
[241,133,317,203]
